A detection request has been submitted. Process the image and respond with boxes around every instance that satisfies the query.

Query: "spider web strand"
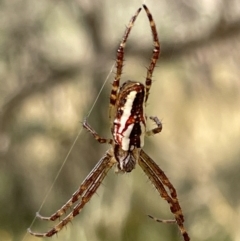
[24,63,115,240]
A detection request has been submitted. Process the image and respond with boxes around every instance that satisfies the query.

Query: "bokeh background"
[1,0,240,241]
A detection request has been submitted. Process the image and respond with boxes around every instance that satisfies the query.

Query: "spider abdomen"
[113,81,146,151]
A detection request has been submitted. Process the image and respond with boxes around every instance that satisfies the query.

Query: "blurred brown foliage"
[1,0,240,241]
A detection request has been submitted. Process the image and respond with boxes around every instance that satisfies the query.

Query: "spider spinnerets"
[28,4,190,241]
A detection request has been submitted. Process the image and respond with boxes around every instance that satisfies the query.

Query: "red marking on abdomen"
[112,81,146,151]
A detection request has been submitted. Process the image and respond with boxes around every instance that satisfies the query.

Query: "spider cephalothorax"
[28,4,190,241]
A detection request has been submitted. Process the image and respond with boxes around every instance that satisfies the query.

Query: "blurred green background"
[1,0,240,241]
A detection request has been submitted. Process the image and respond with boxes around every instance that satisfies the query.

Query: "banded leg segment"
[139,150,190,241]
[142,4,160,103]
[83,119,113,145]
[109,7,142,121]
[146,116,162,136]
[148,214,176,224]
[28,151,115,237]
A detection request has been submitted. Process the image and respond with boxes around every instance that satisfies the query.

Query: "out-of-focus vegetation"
[1,0,240,241]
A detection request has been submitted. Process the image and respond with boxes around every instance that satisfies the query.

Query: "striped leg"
[83,119,113,144]
[142,4,160,103]
[139,150,190,241]
[146,116,162,136]
[109,7,142,121]
[28,151,115,237]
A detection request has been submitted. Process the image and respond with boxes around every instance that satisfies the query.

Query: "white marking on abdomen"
[118,90,137,133]
[113,90,137,151]
[121,123,134,151]
[140,121,145,148]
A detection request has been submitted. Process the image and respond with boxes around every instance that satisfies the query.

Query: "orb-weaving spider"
[28,4,190,241]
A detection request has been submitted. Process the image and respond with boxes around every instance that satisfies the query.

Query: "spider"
[28,4,190,241]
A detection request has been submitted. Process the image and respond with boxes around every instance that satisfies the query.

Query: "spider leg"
[140,150,179,201]
[109,7,142,121]
[83,119,113,144]
[28,150,115,237]
[139,150,181,218]
[142,4,160,103]
[146,116,162,136]
[148,214,176,224]
[139,150,190,241]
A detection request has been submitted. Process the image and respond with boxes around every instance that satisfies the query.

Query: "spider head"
[113,144,140,173]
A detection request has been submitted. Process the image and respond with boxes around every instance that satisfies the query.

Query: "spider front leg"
[83,119,113,145]
[143,4,160,103]
[146,116,162,136]
[109,7,142,121]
